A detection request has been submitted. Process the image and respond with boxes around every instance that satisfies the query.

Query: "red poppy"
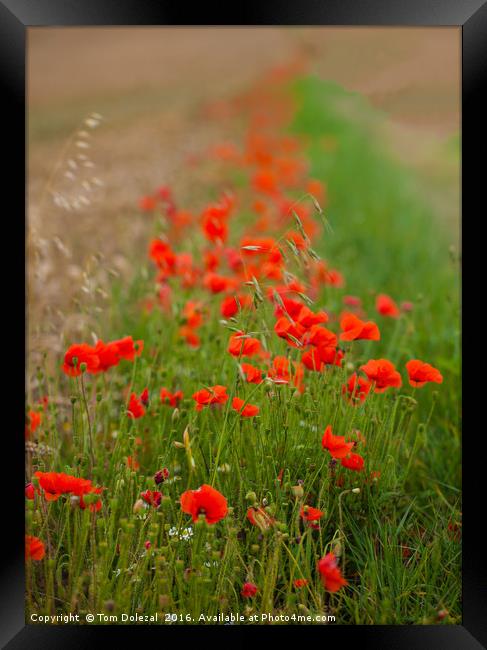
[25,483,36,499]
[92,340,121,372]
[113,336,144,362]
[140,388,150,406]
[274,317,305,347]
[317,552,347,592]
[34,471,102,506]
[294,578,309,589]
[149,239,176,273]
[26,410,42,438]
[302,346,343,371]
[252,168,278,194]
[240,363,263,384]
[25,535,45,561]
[376,294,400,318]
[139,195,157,212]
[321,425,354,459]
[179,326,200,348]
[267,356,290,383]
[232,397,259,417]
[62,343,100,377]
[340,313,380,342]
[192,385,229,411]
[160,388,183,406]
[220,294,253,318]
[300,505,324,522]
[360,359,402,392]
[272,295,304,320]
[183,301,204,329]
[154,468,170,484]
[180,484,228,524]
[247,506,275,530]
[241,582,258,598]
[343,295,362,308]
[342,373,372,403]
[140,490,162,507]
[341,453,365,472]
[228,332,262,358]
[127,392,145,419]
[304,325,337,348]
[202,210,228,244]
[127,455,140,471]
[203,272,236,294]
[406,360,443,387]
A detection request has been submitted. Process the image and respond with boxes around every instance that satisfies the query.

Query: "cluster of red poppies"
[61,336,143,377]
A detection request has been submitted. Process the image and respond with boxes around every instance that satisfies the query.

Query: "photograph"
[25,25,462,629]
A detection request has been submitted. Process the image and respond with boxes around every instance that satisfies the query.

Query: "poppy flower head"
[180,484,228,524]
[360,359,402,392]
[321,425,354,459]
[274,317,305,347]
[140,490,162,507]
[376,294,400,318]
[302,346,343,372]
[341,452,365,472]
[406,360,443,388]
[342,373,372,403]
[192,385,229,410]
[317,552,347,592]
[267,356,290,383]
[232,397,259,417]
[113,336,144,362]
[220,294,253,318]
[26,410,42,438]
[160,388,183,407]
[127,392,145,419]
[241,582,258,598]
[228,332,262,358]
[92,340,121,373]
[25,535,45,561]
[62,343,100,377]
[304,325,337,348]
[294,578,309,589]
[240,363,263,384]
[300,505,324,522]
[340,313,380,342]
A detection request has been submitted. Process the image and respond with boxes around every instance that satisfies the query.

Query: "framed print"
[1,0,485,647]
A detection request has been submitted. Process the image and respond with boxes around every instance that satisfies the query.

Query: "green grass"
[26,76,461,625]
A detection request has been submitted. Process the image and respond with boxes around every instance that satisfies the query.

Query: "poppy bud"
[133,498,147,514]
[245,491,257,503]
[79,362,87,373]
[171,408,180,422]
[291,485,304,498]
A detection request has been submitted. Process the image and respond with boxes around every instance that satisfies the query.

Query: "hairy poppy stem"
[80,373,96,478]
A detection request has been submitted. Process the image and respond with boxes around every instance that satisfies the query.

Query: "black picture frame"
[2,1,484,647]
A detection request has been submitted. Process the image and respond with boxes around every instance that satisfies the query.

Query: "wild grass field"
[26,59,461,626]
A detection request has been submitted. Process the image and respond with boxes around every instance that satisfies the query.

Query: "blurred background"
[27,27,460,367]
